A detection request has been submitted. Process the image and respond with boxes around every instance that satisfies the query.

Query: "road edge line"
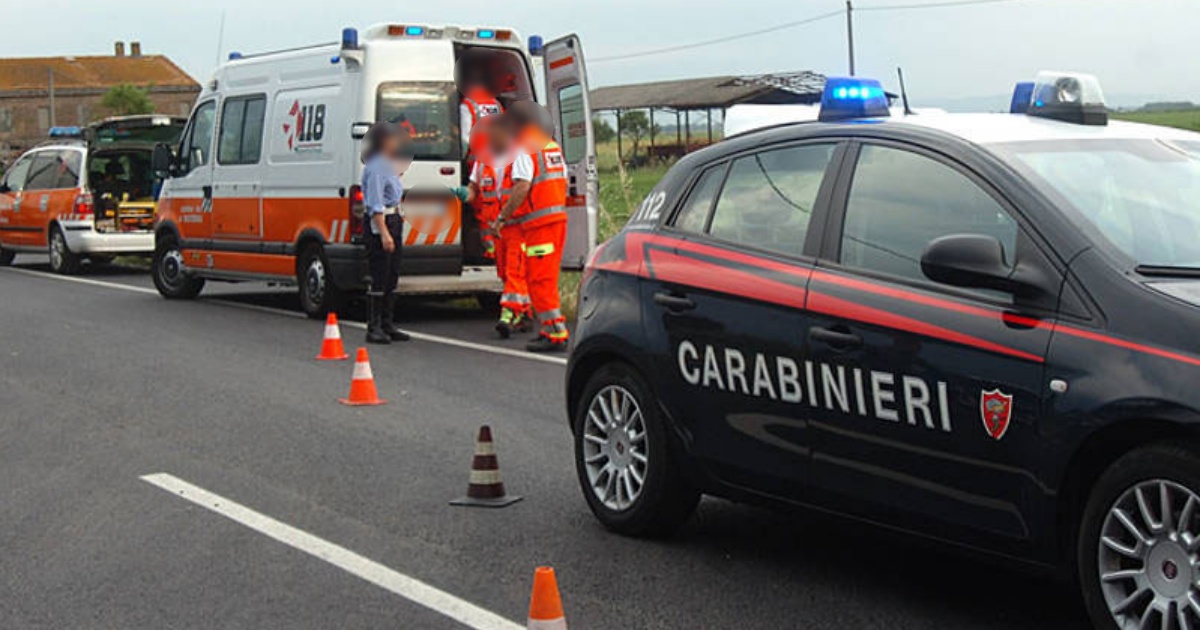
[140,473,524,630]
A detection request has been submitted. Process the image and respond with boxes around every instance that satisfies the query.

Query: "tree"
[619,110,659,162]
[592,116,616,143]
[100,84,155,116]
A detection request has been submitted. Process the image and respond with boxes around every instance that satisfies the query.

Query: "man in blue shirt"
[361,122,410,344]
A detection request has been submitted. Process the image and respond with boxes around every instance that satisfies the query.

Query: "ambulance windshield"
[376,82,460,161]
[995,138,1200,268]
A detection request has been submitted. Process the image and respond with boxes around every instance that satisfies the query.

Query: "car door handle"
[653,291,696,312]
[202,185,213,199]
[809,325,863,349]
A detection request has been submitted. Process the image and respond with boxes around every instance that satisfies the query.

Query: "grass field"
[559,141,672,318]
[1112,109,1200,132]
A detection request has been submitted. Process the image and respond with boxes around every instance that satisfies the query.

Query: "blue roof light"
[819,77,890,122]
[405,25,424,36]
[342,27,359,49]
[478,29,495,39]
[528,35,544,56]
[48,126,82,138]
[1010,82,1035,114]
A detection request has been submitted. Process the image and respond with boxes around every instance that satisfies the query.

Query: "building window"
[37,107,50,131]
[0,108,12,133]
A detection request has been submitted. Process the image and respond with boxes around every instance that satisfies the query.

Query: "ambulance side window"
[218,95,267,165]
[180,100,217,174]
[707,143,835,257]
[840,144,1018,293]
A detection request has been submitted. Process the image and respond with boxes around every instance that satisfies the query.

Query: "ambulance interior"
[87,149,159,233]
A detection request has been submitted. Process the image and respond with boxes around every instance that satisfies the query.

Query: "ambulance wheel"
[298,244,343,320]
[1078,442,1200,630]
[574,362,700,537]
[153,235,204,299]
[0,246,14,266]
[48,226,82,275]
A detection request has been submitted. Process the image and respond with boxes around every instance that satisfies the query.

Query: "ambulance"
[151,24,597,318]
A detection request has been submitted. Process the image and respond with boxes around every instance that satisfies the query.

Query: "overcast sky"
[4,0,1195,108]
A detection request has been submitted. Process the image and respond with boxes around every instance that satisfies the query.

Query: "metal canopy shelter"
[590,71,827,163]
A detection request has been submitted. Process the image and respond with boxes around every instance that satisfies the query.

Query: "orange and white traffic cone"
[338,348,386,406]
[316,313,349,361]
[527,567,567,630]
[450,425,522,507]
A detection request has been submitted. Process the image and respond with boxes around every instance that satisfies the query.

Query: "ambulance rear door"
[542,34,597,269]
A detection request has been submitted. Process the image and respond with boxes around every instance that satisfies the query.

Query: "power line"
[591,9,844,63]
[591,0,1028,64]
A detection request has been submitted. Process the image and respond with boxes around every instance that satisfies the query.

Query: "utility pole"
[846,0,856,76]
[48,67,56,128]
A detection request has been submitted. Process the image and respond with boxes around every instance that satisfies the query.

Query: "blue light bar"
[342,27,359,49]
[477,29,495,39]
[1010,82,1034,114]
[819,77,890,122]
[48,126,82,138]
[528,35,544,56]
[405,25,424,36]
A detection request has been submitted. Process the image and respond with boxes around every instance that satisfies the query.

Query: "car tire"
[0,245,14,267]
[573,362,700,537]
[48,226,82,275]
[152,234,204,299]
[1078,441,1200,630]
[297,244,343,320]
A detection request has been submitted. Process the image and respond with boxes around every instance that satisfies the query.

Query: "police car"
[566,72,1200,629]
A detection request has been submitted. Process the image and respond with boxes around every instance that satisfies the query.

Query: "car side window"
[841,144,1018,290]
[181,100,217,173]
[3,155,33,192]
[53,151,82,189]
[218,95,267,165]
[24,152,62,190]
[670,166,724,234]
[707,143,835,257]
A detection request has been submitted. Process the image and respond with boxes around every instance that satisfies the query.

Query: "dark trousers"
[365,214,403,296]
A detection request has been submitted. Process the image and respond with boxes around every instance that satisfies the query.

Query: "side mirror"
[921,234,1028,294]
[151,143,176,177]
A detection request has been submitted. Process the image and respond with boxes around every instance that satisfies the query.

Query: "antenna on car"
[897,67,914,116]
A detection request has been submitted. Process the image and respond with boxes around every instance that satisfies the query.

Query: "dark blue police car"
[566,72,1200,629]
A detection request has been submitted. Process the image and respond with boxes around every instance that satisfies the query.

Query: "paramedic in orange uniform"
[495,103,569,353]
[457,57,504,153]
[455,117,533,338]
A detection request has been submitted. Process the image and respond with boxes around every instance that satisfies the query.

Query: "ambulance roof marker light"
[1026,71,1108,126]
[528,35,544,56]
[818,77,891,122]
[342,28,359,50]
[405,25,425,37]
[1010,81,1035,114]
[478,29,495,39]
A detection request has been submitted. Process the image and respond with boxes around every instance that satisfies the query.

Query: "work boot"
[496,308,517,339]
[381,294,410,342]
[366,296,391,345]
[526,335,567,353]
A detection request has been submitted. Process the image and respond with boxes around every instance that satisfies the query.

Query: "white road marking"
[141,473,523,630]
[2,267,568,366]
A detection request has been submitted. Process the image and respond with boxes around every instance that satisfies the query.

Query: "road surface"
[0,259,1087,628]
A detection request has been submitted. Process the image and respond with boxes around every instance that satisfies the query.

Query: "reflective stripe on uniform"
[514,206,566,225]
[526,243,555,257]
[500,292,531,305]
[539,309,565,324]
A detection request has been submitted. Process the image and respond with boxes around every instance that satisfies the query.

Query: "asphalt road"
[0,258,1089,629]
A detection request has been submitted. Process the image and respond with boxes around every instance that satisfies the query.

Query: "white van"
[153,23,597,318]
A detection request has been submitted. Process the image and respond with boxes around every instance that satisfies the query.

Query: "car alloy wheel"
[582,384,650,512]
[50,230,66,269]
[1098,479,1200,629]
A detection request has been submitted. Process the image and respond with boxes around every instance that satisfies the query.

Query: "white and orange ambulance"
[151,23,597,318]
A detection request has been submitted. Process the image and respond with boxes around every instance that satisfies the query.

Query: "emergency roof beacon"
[567,72,1200,630]
[152,25,597,318]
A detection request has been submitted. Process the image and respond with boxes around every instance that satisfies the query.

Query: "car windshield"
[376,82,460,161]
[993,138,1200,268]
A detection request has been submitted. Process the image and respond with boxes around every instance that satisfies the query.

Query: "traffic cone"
[450,425,522,507]
[316,313,349,361]
[527,567,566,630]
[338,348,386,406]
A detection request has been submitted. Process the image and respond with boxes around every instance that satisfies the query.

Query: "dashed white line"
[141,473,524,630]
[2,267,568,366]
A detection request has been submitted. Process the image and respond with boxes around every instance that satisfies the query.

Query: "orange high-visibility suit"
[510,133,569,345]
[475,160,530,320]
[460,87,503,150]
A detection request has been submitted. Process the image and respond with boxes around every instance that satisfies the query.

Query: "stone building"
[0,41,200,163]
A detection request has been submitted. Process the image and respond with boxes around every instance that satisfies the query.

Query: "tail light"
[74,192,94,217]
[348,185,365,238]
